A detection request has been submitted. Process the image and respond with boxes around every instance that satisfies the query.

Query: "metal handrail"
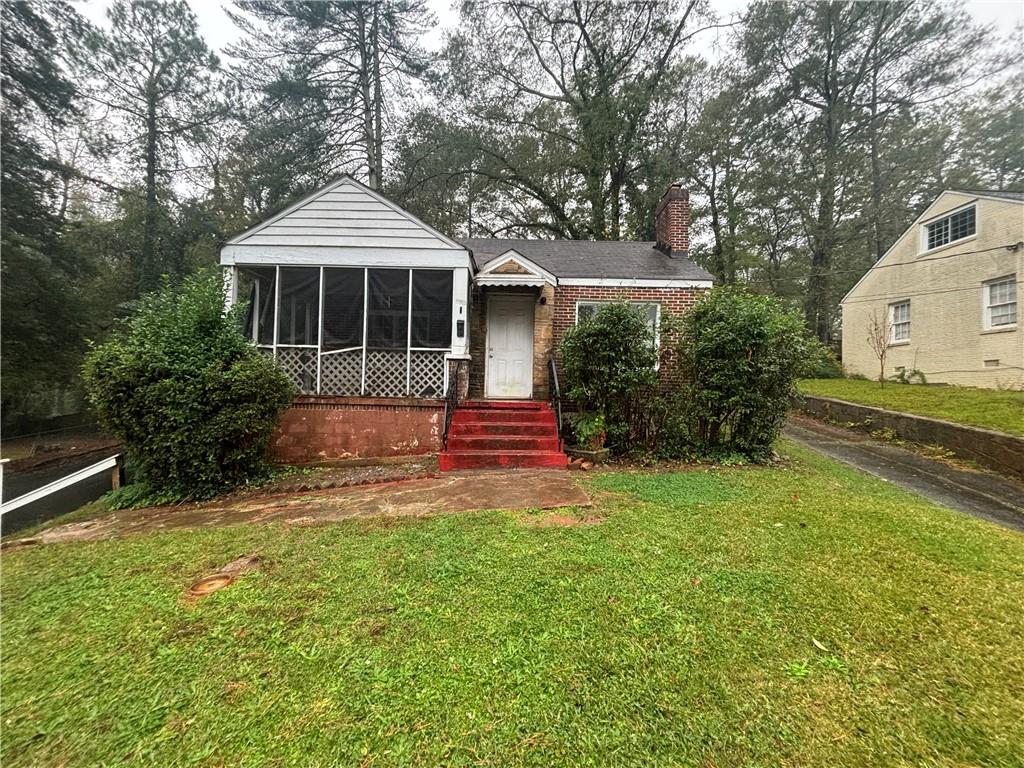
[547,356,564,445]
[442,359,465,449]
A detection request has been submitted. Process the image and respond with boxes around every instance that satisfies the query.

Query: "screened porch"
[232,266,463,399]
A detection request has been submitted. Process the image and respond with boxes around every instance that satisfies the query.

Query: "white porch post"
[452,267,470,357]
[222,266,238,311]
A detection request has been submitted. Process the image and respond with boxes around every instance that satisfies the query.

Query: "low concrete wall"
[272,396,443,465]
[799,395,1024,482]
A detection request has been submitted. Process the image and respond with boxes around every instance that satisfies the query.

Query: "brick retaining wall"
[799,395,1024,482]
[272,396,443,465]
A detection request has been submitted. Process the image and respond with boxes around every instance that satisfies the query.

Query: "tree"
[0,0,92,428]
[865,309,891,386]
[743,0,992,343]
[429,0,708,239]
[228,0,432,191]
[82,0,224,291]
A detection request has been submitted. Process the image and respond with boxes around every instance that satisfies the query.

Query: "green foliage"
[82,270,294,501]
[799,378,1024,436]
[891,368,927,385]
[678,288,813,460]
[570,413,606,449]
[803,341,844,379]
[559,302,659,452]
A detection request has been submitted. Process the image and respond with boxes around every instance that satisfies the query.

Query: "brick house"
[220,177,712,468]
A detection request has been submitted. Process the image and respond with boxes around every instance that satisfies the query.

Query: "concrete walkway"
[11,469,591,546]
[785,415,1024,533]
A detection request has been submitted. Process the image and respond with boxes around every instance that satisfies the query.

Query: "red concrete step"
[453,421,556,436]
[452,408,556,424]
[460,400,549,410]
[447,435,561,452]
[439,450,568,470]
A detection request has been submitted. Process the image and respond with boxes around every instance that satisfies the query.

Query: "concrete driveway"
[785,415,1024,533]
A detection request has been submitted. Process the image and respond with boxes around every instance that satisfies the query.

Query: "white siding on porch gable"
[220,177,472,269]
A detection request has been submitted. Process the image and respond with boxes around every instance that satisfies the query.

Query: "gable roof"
[840,188,1024,304]
[475,249,558,285]
[224,175,467,252]
[459,238,713,282]
[950,189,1024,202]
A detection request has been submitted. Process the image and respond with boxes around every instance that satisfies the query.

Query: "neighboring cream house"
[841,190,1023,389]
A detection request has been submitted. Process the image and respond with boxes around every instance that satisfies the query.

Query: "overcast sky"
[75,0,1024,60]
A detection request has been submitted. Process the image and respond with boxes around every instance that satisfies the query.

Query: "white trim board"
[221,245,473,269]
[476,249,558,285]
[559,278,712,288]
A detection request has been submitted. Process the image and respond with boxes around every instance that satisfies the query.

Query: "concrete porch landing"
[15,470,592,546]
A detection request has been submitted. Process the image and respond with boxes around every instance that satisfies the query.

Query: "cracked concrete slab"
[19,469,591,545]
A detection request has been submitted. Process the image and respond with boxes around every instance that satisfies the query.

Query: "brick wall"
[271,396,443,464]
[552,285,707,388]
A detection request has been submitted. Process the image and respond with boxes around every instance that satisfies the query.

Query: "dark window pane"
[322,268,364,350]
[367,269,409,350]
[411,270,453,348]
[240,266,276,345]
[950,207,975,241]
[277,267,319,345]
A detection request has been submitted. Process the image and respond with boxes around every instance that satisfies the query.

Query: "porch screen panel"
[322,268,364,350]
[411,270,453,348]
[241,266,276,345]
[277,267,319,346]
[367,269,409,349]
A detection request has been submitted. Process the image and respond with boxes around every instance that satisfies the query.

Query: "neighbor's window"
[889,300,911,343]
[925,206,975,250]
[576,300,660,349]
[985,276,1017,329]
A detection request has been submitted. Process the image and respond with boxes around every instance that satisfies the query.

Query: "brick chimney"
[655,183,689,258]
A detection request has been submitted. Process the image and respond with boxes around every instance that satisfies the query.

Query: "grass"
[3,443,1023,767]
[799,378,1024,436]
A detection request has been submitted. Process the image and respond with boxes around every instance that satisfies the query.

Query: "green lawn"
[3,445,1023,767]
[800,378,1024,436]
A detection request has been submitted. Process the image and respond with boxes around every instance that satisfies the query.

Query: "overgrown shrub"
[558,302,659,452]
[804,340,844,378]
[82,270,294,503]
[677,288,813,461]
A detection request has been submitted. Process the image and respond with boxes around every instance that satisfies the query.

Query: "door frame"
[484,292,535,399]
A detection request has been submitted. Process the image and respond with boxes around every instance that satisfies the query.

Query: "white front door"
[486,294,534,399]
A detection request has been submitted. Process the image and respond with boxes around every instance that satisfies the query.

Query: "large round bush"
[559,302,659,451]
[83,270,294,501]
[677,287,812,460]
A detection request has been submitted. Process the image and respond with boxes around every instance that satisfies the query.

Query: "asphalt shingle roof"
[459,238,713,281]
[951,189,1024,201]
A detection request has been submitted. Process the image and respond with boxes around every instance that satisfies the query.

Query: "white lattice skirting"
[267,347,447,398]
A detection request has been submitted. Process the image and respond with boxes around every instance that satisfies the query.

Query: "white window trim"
[888,299,911,345]
[982,275,1018,331]
[919,203,977,255]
